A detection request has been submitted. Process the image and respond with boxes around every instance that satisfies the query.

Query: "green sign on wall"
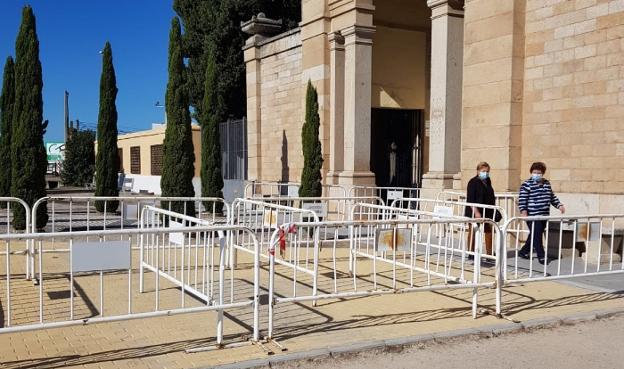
[46,142,65,161]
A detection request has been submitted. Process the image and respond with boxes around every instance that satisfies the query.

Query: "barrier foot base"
[257,337,287,355]
[479,308,519,323]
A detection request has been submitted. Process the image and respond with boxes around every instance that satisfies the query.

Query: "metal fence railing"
[26,196,230,284]
[0,224,260,349]
[2,193,623,351]
[266,217,502,339]
[502,214,624,283]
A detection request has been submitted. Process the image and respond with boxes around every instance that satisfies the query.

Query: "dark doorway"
[370,108,424,188]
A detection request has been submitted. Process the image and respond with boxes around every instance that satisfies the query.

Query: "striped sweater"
[518,178,562,216]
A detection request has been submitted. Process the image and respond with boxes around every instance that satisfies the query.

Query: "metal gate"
[220,117,247,202]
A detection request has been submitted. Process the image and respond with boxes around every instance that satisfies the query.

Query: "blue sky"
[0,1,176,141]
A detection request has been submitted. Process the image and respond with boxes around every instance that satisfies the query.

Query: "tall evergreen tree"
[161,17,196,217]
[11,6,48,230]
[94,42,120,213]
[0,57,15,202]
[299,81,323,197]
[173,0,301,119]
[200,46,224,213]
[61,128,95,187]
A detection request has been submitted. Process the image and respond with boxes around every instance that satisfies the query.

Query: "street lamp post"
[155,101,167,125]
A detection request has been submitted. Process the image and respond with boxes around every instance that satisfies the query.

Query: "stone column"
[421,0,464,197]
[243,43,262,181]
[327,31,345,184]
[338,25,376,186]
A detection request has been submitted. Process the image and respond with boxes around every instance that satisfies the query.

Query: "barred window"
[150,144,163,175]
[130,146,141,174]
[118,148,124,172]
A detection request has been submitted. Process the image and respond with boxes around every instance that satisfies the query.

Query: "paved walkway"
[0,242,623,369]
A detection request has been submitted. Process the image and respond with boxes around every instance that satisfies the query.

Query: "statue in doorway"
[389,142,397,186]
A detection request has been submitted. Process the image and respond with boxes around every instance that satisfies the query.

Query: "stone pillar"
[243,43,262,181]
[338,25,376,186]
[241,14,284,181]
[327,31,345,184]
[421,0,464,197]
[461,0,524,192]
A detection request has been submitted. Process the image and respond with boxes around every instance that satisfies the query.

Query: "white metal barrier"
[0,224,260,348]
[349,186,421,204]
[389,197,506,257]
[27,196,229,283]
[0,197,32,280]
[256,196,384,221]
[266,218,502,339]
[244,181,347,199]
[502,214,624,285]
[231,198,321,309]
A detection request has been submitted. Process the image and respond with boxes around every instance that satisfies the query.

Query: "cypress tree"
[173,0,301,119]
[94,42,120,213]
[299,81,323,197]
[61,128,95,187]
[200,45,224,213]
[0,57,15,202]
[11,6,48,230]
[161,17,196,217]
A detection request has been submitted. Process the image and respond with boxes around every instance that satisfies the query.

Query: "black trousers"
[520,220,547,258]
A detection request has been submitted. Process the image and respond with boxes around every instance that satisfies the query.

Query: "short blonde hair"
[476,161,490,171]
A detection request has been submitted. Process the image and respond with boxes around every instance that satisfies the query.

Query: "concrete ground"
[270,314,624,369]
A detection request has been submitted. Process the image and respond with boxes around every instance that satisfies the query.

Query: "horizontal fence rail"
[244,181,347,199]
[257,196,385,221]
[349,186,421,205]
[437,190,520,219]
[266,218,503,339]
[0,224,260,346]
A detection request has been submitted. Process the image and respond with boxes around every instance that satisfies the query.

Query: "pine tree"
[299,81,323,197]
[11,6,48,230]
[0,57,15,202]
[61,128,95,187]
[94,42,120,213]
[200,45,224,213]
[161,17,196,217]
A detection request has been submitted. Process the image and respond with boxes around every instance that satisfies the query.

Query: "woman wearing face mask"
[464,162,497,258]
[518,162,566,264]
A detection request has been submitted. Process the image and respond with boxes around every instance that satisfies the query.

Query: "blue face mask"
[531,174,542,181]
[479,171,489,180]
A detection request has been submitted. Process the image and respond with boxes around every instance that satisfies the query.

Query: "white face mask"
[478,171,489,180]
[531,173,542,181]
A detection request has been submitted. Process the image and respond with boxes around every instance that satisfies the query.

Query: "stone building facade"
[243,0,624,213]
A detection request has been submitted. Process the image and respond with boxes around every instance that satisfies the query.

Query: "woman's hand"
[521,210,528,217]
[559,205,566,214]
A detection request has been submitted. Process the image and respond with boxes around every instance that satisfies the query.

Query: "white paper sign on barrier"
[387,190,404,201]
[433,205,454,218]
[302,202,328,218]
[72,240,131,272]
[375,228,412,252]
[170,220,185,245]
